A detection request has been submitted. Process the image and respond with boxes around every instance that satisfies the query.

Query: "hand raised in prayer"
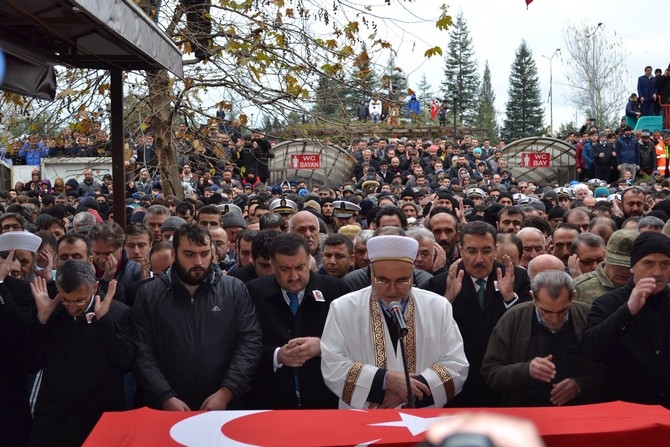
[93,279,117,319]
[628,277,655,316]
[496,254,515,301]
[444,259,464,303]
[31,276,58,325]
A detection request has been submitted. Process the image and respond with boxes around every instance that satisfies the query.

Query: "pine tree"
[503,40,544,141]
[473,60,498,140]
[440,11,479,126]
[379,54,408,107]
[416,74,433,121]
[312,74,348,120]
[343,43,379,117]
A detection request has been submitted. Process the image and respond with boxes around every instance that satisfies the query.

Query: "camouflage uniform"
[573,262,619,305]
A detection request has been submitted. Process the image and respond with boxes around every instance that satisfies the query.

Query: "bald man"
[527,254,565,280]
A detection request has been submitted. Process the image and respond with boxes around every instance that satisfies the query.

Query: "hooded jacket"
[131,265,262,409]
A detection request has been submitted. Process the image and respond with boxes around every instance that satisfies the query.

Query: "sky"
[372,0,670,132]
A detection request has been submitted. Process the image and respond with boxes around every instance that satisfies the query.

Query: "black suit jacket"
[245,273,349,409]
[0,278,35,447]
[25,299,133,447]
[427,262,530,407]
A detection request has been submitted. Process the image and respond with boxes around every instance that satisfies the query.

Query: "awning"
[0,0,183,98]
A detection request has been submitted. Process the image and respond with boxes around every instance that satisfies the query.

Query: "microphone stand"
[396,323,415,408]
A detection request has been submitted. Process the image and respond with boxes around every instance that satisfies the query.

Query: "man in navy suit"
[245,233,349,409]
[427,221,530,407]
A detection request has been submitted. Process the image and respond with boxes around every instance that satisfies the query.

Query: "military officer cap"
[269,198,297,215]
[332,200,361,218]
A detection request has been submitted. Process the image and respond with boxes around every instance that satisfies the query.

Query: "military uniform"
[573,262,619,305]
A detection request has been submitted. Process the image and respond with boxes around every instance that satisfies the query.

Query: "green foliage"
[557,121,577,139]
[473,60,498,140]
[311,74,349,120]
[503,40,544,141]
[380,54,408,106]
[341,43,379,116]
[440,11,479,126]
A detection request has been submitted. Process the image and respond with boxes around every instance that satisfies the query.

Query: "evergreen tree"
[342,43,379,118]
[417,74,433,121]
[503,40,544,141]
[379,54,408,108]
[440,11,479,126]
[473,60,498,140]
[312,74,347,120]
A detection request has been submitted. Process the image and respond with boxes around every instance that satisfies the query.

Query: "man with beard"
[551,223,581,268]
[426,207,460,269]
[132,224,262,411]
[612,186,646,228]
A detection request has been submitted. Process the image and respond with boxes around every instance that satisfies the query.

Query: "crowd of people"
[4,119,670,446]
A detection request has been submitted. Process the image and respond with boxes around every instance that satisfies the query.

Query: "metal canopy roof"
[268,139,357,188]
[504,137,576,186]
[0,0,183,98]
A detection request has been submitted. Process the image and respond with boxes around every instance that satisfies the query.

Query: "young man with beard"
[132,223,262,411]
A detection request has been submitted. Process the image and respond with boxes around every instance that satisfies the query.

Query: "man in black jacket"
[427,221,531,407]
[245,233,349,409]
[27,261,131,447]
[582,232,670,408]
[132,223,262,411]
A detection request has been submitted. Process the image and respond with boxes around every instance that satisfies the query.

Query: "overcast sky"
[381,0,670,131]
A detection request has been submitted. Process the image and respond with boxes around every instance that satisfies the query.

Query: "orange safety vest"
[656,142,669,174]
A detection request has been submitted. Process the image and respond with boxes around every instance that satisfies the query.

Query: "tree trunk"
[146,68,184,198]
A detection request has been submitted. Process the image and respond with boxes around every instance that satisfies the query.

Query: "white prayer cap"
[0,230,41,253]
[366,235,418,264]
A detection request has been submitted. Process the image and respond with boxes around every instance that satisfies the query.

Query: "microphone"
[389,301,408,337]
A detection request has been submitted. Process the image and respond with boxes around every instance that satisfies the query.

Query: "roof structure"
[268,139,357,188]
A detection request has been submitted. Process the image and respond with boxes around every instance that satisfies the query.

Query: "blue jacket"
[615,134,640,165]
[583,141,594,169]
[407,96,421,115]
[637,75,657,102]
[18,141,48,165]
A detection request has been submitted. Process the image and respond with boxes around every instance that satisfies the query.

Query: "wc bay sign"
[290,154,321,169]
[520,152,551,168]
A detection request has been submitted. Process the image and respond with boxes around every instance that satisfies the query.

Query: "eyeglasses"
[462,247,495,256]
[372,276,412,289]
[59,296,90,307]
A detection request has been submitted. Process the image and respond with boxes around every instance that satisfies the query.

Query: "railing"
[659,96,670,131]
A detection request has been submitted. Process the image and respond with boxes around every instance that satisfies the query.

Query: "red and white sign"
[290,154,321,169]
[520,152,551,168]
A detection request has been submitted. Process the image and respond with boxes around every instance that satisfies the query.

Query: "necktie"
[476,279,486,308]
[287,292,299,316]
[286,291,302,406]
